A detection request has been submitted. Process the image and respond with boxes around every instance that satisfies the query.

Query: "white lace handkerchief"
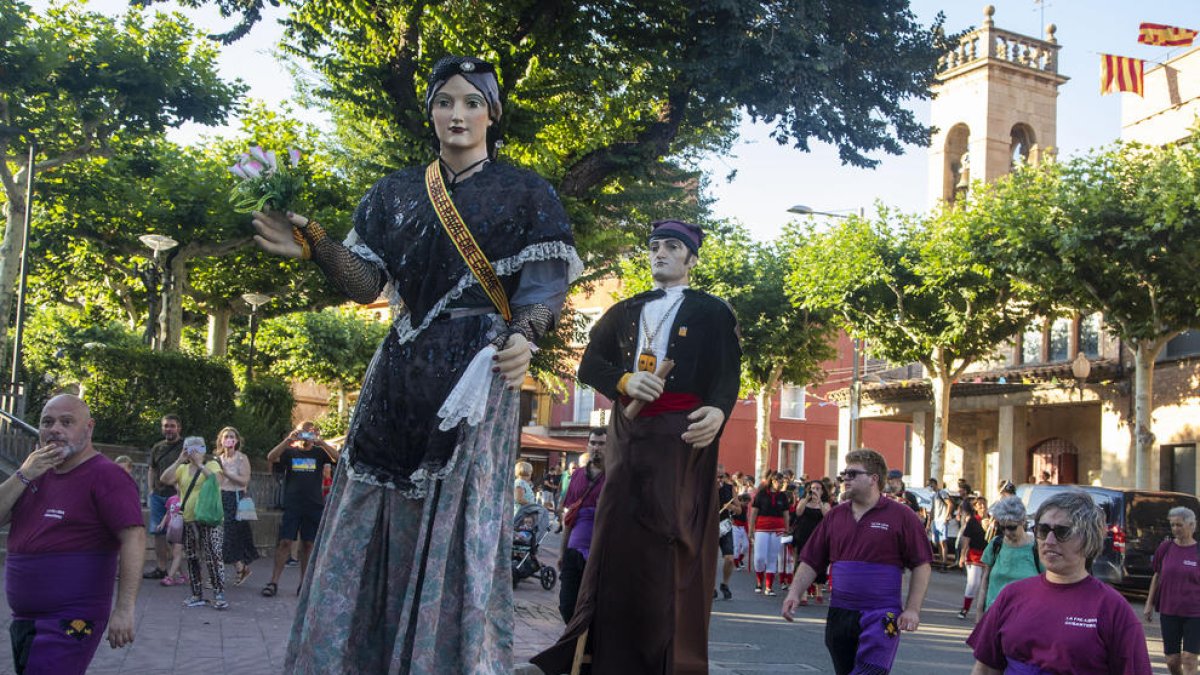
[437,345,497,431]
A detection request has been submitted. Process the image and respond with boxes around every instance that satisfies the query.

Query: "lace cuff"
[490,303,555,350]
[306,229,386,304]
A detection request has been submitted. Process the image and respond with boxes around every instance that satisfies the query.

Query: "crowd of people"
[523,448,1186,674]
[138,415,339,606]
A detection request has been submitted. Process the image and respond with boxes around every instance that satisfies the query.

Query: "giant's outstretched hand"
[251,210,308,258]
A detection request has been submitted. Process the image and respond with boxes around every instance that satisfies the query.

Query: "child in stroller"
[512,503,557,590]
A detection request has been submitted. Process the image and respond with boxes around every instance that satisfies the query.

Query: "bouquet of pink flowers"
[228,146,303,213]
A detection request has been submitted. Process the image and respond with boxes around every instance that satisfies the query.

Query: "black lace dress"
[792,503,829,584]
[285,161,581,674]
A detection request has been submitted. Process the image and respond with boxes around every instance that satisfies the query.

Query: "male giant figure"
[0,395,145,674]
[783,448,932,675]
[533,219,741,674]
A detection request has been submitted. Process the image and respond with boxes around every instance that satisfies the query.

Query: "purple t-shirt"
[799,495,933,571]
[7,453,144,554]
[1152,539,1200,617]
[563,466,605,556]
[967,574,1152,675]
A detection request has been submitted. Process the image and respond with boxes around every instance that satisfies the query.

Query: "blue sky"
[31,0,1200,239]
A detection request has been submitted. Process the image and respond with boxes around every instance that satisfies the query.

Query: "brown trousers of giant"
[530,406,719,675]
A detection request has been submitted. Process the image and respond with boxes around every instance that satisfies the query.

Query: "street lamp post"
[138,234,179,350]
[788,204,866,452]
[241,293,272,381]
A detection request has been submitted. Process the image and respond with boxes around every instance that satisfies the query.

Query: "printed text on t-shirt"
[1064,616,1098,629]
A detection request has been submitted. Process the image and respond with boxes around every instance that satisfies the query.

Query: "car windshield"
[1128,493,1198,541]
[1024,486,1117,526]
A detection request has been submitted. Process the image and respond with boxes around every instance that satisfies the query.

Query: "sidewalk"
[0,538,568,674]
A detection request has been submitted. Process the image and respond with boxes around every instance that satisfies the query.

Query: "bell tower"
[928,5,1068,208]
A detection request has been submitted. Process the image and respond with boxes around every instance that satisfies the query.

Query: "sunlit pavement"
[0,536,1170,674]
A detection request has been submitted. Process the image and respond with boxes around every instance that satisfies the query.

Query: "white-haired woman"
[967,490,1151,674]
[975,496,1041,621]
[514,461,535,512]
[1145,506,1199,675]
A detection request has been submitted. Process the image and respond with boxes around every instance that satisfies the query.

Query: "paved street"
[0,531,1174,673]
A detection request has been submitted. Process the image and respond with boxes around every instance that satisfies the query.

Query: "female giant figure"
[251,56,581,673]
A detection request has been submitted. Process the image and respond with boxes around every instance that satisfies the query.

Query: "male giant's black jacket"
[577,288,742,421]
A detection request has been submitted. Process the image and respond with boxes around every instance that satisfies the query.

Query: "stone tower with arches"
[927,5,1068,208]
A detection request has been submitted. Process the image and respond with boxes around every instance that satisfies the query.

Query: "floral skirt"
[284,373,519,674]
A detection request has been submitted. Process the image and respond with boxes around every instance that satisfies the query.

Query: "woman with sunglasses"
[974,496,1041,622]
[967,490,1151,674]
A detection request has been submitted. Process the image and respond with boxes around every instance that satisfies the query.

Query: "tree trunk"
[159,252,188,351]
[753,365,783,482]
[206,307,231,357]
[928,371,953,485]
[1132,341,1157,489]
[0,187,28,360]
[337,386,348,417]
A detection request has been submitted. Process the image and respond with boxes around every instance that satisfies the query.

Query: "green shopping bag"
[195,475,225,526]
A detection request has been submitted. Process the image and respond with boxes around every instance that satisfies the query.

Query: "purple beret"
[648,219,704,255]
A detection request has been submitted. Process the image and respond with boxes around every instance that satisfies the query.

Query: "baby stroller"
[512,503,557,590]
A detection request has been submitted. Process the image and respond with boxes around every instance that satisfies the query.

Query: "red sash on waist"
[620,392,702,418]
[754,515,786,532]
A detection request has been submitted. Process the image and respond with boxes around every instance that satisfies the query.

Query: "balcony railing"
[938,8,1060,77]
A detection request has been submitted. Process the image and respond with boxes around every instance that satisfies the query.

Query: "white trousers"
[964,563,984,598]
[753,531,782,573]
[732,526,749,559]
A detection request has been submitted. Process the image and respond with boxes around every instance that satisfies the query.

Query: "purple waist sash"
[1004,659,1053,675]
[567,507,597,559]
[6,552,117,620]
[830,561,903,612]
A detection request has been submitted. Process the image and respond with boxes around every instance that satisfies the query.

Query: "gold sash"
[424,161,512,321]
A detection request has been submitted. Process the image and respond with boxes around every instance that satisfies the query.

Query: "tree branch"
[380,2,428,140]
[558,88,691,198]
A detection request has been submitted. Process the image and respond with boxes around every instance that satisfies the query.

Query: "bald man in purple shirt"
[782,448,932,675]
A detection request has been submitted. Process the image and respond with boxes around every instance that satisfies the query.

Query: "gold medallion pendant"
[638,350,658,373]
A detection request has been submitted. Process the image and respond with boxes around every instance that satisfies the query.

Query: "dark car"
[1015,483,1200,590]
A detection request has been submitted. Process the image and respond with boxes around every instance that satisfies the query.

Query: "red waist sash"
[620,392,703,418]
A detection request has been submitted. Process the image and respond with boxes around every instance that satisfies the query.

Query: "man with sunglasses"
[782,449,931,675]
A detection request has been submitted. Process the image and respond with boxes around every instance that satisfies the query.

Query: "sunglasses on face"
[838,469,869,480]
[1001,523,1022,532]
[1034,523,1074,541]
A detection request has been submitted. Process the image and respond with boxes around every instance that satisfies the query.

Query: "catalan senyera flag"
[1100,54,1145,96]
[1138,22,1198,47]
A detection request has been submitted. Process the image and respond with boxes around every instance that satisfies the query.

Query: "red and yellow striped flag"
[1138,22,1198,47]
[1100,54,1145,96]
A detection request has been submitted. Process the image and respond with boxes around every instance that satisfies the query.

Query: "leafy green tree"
[140,0,949,264]
[788,202,1045,483]
[985,142,1200,488]
[0,0,244,358]
[733,241,836,481]
[248,307,389,416]
[29,107,355,353]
